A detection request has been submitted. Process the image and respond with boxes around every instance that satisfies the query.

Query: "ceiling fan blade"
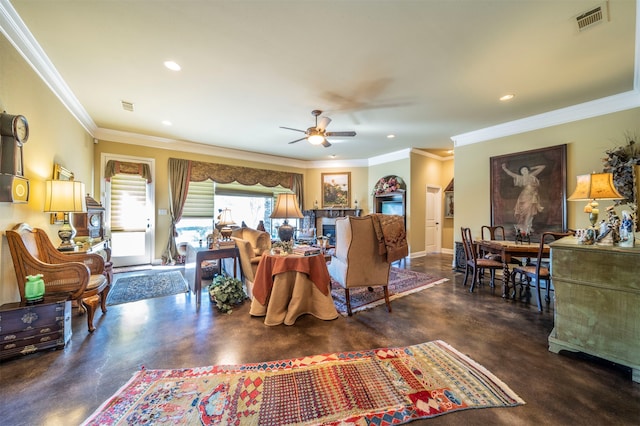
[288,137,307,144]
[280,126,306,133]
[326,131,356,137]
[317,116,331,131]
[322,140,332,148]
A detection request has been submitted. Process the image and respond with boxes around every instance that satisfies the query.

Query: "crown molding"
[94,128,312,170]
[451,90,640,147]
[411,148,453,161]
[0,0,96,134]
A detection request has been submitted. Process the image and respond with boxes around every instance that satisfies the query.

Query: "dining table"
[249,252,339,326]
[476,239,549,299]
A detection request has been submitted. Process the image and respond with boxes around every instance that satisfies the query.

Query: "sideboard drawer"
[0,299,71,361]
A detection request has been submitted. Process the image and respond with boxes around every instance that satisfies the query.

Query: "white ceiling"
[2,0,638,162]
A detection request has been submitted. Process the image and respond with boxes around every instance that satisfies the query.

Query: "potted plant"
[208,274,246,314]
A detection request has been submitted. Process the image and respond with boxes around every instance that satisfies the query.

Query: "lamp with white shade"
[271,193,304,242]
[218,208,236,240]
[43,180,86,250]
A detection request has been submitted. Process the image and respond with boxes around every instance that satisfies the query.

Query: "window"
[176,180,215,245]
[175,180,296,243]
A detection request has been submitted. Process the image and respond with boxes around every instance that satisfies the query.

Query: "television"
[381,201,403,216]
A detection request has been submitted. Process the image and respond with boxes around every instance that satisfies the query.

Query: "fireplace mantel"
[304,209,361,244]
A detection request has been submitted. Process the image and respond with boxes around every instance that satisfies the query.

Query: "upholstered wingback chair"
[327,215,394,316]
[231,227,271,298]
[6,223,110,332]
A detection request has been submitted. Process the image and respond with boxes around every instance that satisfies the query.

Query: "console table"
[184,244,241,308]
[549,237,639,382]
[0,298,72,360]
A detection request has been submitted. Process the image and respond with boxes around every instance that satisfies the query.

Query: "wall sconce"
[43,180,86,250]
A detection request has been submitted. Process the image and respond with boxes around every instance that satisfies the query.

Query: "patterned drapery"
[105,160,152,182]
[162,158,304,264]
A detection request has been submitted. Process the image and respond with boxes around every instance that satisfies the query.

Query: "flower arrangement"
[372,175,402,195]
[602,135,640,230]
[208,274,246,314]
[271,239,293,254]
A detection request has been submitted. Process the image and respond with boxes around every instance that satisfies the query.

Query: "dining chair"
[481,225,506,241]
[460,227,503,293]
[509,231,573,311]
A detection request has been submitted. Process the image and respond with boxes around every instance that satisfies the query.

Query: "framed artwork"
[50,163,75,224]
[53,163,74,180]
[444,191,454,218]
[490,144,567,242]
[321,172,351,207]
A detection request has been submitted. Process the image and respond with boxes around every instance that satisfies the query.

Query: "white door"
[425,185,442,253]
[102,156,155,267]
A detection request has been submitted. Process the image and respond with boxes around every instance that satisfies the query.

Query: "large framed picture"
[321,172,351,207]
[490,144,567,242]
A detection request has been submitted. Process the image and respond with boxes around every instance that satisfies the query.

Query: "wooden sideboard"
[549,237,639,382]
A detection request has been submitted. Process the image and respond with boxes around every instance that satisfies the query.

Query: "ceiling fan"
[280,110,356,148]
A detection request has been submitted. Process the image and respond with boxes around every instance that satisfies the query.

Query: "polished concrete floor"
[1,254,638,425]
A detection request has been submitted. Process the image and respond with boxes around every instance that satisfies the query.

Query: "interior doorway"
[425,185,442,253]
[101,154,155,267]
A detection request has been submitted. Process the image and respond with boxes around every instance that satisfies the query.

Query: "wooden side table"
[0,298,72,360]
[184,244,242,308]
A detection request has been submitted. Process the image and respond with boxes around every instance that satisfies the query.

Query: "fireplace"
[305,208,361,247]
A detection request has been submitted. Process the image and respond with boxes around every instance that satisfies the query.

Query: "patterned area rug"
[331,267,448,315]
[81,340,524,425]
[106,271,188,306]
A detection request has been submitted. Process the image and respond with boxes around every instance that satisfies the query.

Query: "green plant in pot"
[208,274,246,314]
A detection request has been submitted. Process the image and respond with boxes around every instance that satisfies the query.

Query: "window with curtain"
[175,180,215,245]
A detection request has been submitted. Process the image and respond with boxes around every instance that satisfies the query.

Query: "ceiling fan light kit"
[281,109,356,148]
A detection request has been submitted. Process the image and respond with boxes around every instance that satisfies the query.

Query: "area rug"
[106,271,188,306]
[81,340,524,425]
[331,267,449,315]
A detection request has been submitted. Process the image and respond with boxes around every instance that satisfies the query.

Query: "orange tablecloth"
[252,253,330,305]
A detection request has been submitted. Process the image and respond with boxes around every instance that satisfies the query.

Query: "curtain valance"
[186,159,299,189]
[105,160,152,183]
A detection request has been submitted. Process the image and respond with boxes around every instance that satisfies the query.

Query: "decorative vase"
[25,274,45,303]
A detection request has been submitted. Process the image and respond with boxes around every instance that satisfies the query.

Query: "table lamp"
[43,180,86,249]
[271,193,304,242]
[567,172,623,227]
[218,208,235,240]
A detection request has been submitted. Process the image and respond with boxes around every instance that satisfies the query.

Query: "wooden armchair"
[6,223,110,332]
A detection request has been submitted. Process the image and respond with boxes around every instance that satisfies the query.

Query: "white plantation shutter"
[182,180,215,218]
[110,174,148,231]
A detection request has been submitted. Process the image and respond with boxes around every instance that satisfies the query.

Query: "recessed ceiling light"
[330,154,336,159]
[387,134,396,139]
[162,120,172,126]
[500,94,515,101]
[164,60,181,71]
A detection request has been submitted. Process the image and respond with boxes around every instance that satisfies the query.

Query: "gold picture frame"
[53,163,74,181]
[321,172,351,207]
[50,163,75,224]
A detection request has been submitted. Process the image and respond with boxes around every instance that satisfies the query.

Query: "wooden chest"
[0,298,71,361]
[549,237,640,383]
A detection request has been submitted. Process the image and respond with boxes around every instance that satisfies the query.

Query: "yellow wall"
[0,34,95,304]
[454,108,640,243]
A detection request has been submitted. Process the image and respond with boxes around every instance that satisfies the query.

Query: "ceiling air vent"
[121,100,135,112]
[575,2,608,32]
